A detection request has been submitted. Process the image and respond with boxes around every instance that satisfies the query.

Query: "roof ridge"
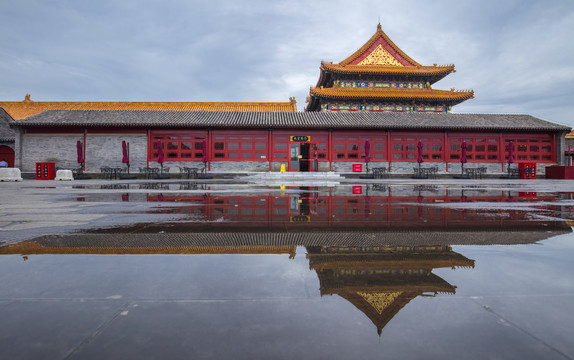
[339,24,422,67]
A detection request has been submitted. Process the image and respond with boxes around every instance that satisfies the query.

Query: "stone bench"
[55,169,74,181]
[0,168,23,182]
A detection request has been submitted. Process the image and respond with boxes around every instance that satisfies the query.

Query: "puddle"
[1,182,574,358]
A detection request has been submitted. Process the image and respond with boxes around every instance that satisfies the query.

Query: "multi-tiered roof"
[306,24,474,112]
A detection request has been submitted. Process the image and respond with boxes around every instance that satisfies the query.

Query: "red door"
[0,146,15,167]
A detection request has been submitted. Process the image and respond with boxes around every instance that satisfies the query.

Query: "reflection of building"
[0,24,570,175]
[307,245,473,335]
[139,189,571,240]
[0,234,475,337]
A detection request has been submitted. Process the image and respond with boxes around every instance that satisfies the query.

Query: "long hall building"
[0,24,570,175]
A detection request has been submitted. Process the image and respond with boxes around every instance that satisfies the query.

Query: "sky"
[1,0,573,127]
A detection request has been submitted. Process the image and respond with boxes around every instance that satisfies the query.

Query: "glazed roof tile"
[0,99,297,120]
[310,87,475,102]
[340,23,421,67]
[321,62,455,76]
[10,110,570,132]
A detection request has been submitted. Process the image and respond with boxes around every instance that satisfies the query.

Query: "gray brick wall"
[86,134,147,172]
[19,133,149,172]
[21,134,83,171]
[209,161,269,173]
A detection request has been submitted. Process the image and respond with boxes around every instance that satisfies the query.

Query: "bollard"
[55,170,74,181]
[0,168,23,182]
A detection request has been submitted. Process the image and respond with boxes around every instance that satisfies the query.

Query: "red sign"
[352,164,362,172]
[352,186,363,195]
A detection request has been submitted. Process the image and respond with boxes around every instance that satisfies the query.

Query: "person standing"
[0,158,8,167]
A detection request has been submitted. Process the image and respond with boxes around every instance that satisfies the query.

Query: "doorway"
[290,143,318,172]
[0,146,15,167]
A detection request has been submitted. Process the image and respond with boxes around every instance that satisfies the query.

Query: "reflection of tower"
[307,245,474,336]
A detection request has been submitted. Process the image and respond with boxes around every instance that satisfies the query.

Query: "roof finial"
[24,93,32,102]
[377,19,382,31]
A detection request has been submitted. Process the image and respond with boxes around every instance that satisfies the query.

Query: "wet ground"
[1,178,574,359]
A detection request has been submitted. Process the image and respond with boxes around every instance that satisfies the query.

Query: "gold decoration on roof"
[357,291,402,314]
[357,44,403,66]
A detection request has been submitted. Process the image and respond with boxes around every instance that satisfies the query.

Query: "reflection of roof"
[317,270,456,295]
[0,234,298,256]
[318,269,456,336]
[339,291,419,336]
[309,87,474,104]
[10,110,571,132]
[0,99,297,120]
[307,251,475,271]
[309,242,461,336]
[1,228,570,255]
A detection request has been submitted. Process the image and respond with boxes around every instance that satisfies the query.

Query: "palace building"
[305,24,474,113]
[0,24,570,176]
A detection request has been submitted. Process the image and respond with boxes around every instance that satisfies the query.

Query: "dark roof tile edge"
[9,110,571,132]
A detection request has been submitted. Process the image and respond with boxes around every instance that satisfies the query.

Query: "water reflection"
[307,244,473,335]
[136,185,568,234]
[1,235,476,335]
[1,184,573,345]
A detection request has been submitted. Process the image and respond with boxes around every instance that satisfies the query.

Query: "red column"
[444,132,448,172]
[387,131,391,170]
[328,130,332,172]
[146,129,150,168]
[268,129,272,172]
[83,129,87,171]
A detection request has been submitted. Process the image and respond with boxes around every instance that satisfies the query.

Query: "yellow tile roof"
[0,97,297,120]
[310,87,475,102]
[322,61,455,76]
[566,130,574,139]
[339,23,421,67]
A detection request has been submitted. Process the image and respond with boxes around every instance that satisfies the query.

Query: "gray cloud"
[1,0,572,127]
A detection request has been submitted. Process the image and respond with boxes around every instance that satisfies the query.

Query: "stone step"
[245,171,342,179]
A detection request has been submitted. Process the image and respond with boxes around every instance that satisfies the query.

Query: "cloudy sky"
[1,0,573,127]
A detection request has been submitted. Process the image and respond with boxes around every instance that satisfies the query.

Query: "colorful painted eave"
[321,61,455,76]
[339,23,422,67]
[0,98,298,120]
[310,87,475,102]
